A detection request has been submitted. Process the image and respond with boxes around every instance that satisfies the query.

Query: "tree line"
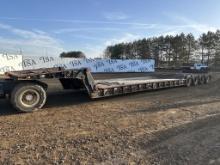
[104,30,220,67]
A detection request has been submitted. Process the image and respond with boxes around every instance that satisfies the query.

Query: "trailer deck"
[91,78,185,99]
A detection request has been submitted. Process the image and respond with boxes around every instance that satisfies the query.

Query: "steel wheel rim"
[19,89,40,108]
[187,78,192,87]
[206,77,210,83]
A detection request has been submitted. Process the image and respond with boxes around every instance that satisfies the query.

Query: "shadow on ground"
[0,90,91,116]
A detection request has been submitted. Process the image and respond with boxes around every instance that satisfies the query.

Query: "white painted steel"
[0,54,23,74]
[0,54,155,74]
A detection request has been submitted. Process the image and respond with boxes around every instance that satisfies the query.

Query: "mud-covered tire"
[204,75,211,84]
[10,83,47,112]
[186,77,193,87]
[199,75,205,85]
[193,76,199,86]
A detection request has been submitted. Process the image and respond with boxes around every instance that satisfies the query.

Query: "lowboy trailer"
[0,67,211,112]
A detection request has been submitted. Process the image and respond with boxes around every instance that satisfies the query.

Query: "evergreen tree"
[103,30,220,67]
[186,33,196,63]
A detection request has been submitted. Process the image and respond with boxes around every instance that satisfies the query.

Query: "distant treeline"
[104,30,220,67]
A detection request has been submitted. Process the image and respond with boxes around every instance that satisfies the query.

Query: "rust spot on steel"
[0,74,10,79]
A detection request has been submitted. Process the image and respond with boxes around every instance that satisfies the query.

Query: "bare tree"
[60,51,86,58]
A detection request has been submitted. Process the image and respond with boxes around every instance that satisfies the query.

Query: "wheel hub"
[19,89,40,108]
[25,94,34,101]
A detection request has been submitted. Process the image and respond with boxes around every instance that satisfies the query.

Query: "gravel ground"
[0,72,220,165]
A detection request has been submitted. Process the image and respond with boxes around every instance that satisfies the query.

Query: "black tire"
[193,76,199,86]
[204,75,211,84]
[199,75,205,85]
[10,83,47,112]
[186,77,192,87]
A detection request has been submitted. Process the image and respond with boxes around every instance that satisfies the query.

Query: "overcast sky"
[0,0,219,57]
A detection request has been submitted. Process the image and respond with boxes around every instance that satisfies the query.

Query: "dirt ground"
[0,72,220,165]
